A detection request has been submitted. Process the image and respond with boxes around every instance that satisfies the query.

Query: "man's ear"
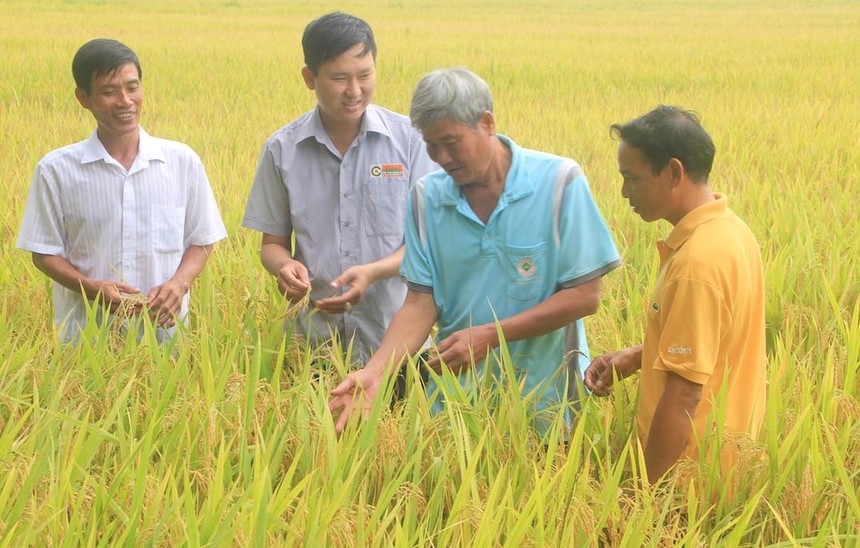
[301,67,315,90]
[667,157,685,186]
[74,87,90,110]
[478,110,495,135]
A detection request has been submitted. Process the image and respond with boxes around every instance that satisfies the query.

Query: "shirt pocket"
[361,178,409,237]
[151,205,185,253]
[503,241,548,301]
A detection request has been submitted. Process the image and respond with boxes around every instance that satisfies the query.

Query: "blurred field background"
[1,0,858,544]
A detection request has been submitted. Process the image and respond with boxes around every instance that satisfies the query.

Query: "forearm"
[494,277,602,347]
[32,253,98,298]
[365,289,437,374]
[643,372,702,483]
[362,246,405,283]
[620,345,644,374]
[260,237,294,278]
[167,245,213,293]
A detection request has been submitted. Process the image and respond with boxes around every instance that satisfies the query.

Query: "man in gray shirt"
[242,12,437,362]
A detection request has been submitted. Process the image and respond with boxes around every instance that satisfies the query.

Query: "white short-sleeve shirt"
[17,128,227,342]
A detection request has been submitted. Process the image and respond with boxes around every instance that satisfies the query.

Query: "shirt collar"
[662,193,728,250]
[296,104,391,144]
[80,127,166,166]
[440,134,531,206]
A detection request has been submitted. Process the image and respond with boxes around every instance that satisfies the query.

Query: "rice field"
[1,0,858,545]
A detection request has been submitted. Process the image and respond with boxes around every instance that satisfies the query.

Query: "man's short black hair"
[611,105,715,183]
[72,38,141,94]
[302,12,376,74]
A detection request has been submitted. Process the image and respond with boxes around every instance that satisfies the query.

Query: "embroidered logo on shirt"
[517,258,537,278]
[370,164,405,178]
[668,346,693,355]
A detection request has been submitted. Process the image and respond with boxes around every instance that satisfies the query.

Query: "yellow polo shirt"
[637,194,767,465]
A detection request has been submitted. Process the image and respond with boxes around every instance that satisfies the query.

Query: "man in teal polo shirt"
[330,68,620,433]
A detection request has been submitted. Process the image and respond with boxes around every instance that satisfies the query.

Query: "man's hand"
[425,324,498,374]
[94,280,144,316]
[584,346,643,396]
[146,279,188,328]
[276,258,311,302]
[328,366,385,433]
[315,264,374,314]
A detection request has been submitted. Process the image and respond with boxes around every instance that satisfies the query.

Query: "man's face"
[617,141,673,223]
[421,112,496,187]
[75,62,142,141]
[303,43,376,131]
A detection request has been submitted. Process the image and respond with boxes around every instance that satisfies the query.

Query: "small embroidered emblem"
[517,258,536,278]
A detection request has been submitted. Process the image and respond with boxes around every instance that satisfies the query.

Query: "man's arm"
[147,244,214,327]
[427,277,602,373]
[31,252,141,313]
[329,289,437,433]
[643,372,703,484]
[315,246,406,314]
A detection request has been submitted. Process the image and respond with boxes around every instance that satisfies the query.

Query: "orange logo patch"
[370,164,405,178]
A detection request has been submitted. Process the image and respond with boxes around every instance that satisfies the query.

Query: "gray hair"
[410,67,493,131]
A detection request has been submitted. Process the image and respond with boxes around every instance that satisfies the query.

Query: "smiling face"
[302,43,376,133]
[75,62,142,142]
[421,111,496,187]
[617,140,676,223]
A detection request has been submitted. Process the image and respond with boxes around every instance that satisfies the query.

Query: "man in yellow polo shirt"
[584,106,766,484]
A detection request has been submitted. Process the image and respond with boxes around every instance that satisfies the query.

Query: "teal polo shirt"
[402,135,621,428]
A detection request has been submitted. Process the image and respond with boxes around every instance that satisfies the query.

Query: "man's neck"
[98,128,140,171]
[668,183,715,226]
[321,112,363,156]
[463,137,512,224]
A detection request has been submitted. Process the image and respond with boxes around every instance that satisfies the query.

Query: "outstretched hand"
[328,366,384,433]
[315,264,375,314]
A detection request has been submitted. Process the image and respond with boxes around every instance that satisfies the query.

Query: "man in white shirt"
[243,12,437,363]
[17,38,227,343]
